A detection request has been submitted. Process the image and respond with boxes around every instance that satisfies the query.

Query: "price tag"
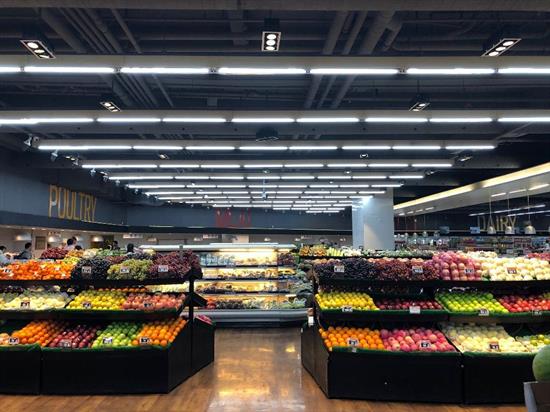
[8,337,19,345]
[120,267,130,274]
[507,268,517,275]
[102,337,113,345]
[489,342,500,351]
[341,305,353,313]
[409,305,421,314]
[81,266,92,275]
[334,264,345,274]
[158,265,169,273]
[226,262,236,267]
[143,302,153,309]
[420,341,431,349]
[533,310,543,316]
[139,336,151,346]
[82,301,92,309]
[60,339,72,348]
[411,265,424,274]
[20,300,30,309]
[464,267,475,275]
[2,268,11,274]
[307,315,314,327]
[347,337,359,347]
[479,308,490,316]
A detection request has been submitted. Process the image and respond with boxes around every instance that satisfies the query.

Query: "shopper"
[16,242,32,260]
[112,240,120,251]
[126,243,135,254]
[75,245,83,251]
[0,246,11,266]
[64,238,75,251]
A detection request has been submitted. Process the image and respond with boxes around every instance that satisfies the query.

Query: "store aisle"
[0,328,526,412]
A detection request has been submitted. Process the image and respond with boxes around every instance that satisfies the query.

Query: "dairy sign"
[48,185,98,222]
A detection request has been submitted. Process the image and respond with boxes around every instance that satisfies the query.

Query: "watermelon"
[533,345,550,382]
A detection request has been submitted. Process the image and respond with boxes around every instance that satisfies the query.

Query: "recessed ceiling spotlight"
[262,18,281,52]
[409,94,430,111]
[20,39,55,59]
[100,100,121,112]
[482,38,521,57]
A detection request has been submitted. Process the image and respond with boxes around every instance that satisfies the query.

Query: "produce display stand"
[302,267,549,403]
[0,266,215,395]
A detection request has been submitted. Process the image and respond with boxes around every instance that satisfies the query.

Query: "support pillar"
[352,191,395,250]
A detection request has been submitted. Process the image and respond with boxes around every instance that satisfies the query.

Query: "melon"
[533,345,550,382]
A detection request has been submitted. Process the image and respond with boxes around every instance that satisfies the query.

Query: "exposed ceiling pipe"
[39,8,87,53]
[75,9,115,52]
[330,10,395,109]
[60,9,102,52]
[316,11,368,109]
[227,10,248,46]
[381,15,403,51]
[85,9,123,53]
[111,9,141,52]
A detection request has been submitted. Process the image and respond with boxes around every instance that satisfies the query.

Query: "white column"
[352,190,395,250]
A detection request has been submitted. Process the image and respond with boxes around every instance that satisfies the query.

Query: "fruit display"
[533,345,550,382]
[92,322,142,348]
[0,292,19,308]
[316,291,377,311]
[477,256,550,280]
[436,292,508,314]
[515,334,550,352]
[0,260,74,280]
[39,247,68,260]
[203,267,279,279]
[381,327,456,352]
[204,295,306,310]
[200,250,275,266]
[48,324,101,349]
[107,259,152,281]
[150,251,199,279]
[135,318,187,347]
[376,258,439,281]
[2,290,71,310]
[319,326,384,351]
[529,252,550,261]
[442,324,529,353]
[196,280,282,294]
[299,245,330,257]
[122,293,184,311]
[277,252,296,266]
[363,249,434,259]
[66,289,126,310]
[71,257,111,280]
[431,252,483,281]
[10,320,67,346]
[374,297,443,311]
[497,294,550,313]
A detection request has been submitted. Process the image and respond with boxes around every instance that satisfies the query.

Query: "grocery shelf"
[448,313,550,324]
[199,277,296,282]
[202,264,279,268]
[300,255,432,260]
[0,308,185,321]
[315,305,448,323]
[196,308,307,327]
[198,291,290,295]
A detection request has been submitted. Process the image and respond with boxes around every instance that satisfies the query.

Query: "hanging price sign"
[334,264,345,273]
[139,337,151,346]
[507,268,517,275]
[411,266,424,274]
[464,268,475,275]
[341,305,353,313]
[8,337,19,345]
[347,337,359,347]
[82,301,92,309]
[20,300,30,309]
[81,266,92,275]
[533,310,543,316]
[409,306,421,314]
[60,339,72,348]
[420,341,431,349]
[120,267,130,274]
[102,337,113,345]
[479,308,490,316]
[489,342,500,351]
[158,265,169,273]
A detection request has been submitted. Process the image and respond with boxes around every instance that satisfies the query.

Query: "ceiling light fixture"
[309,68,398,75]
[38,145,131,151]
[97,117,161,123]
[529,183,549,191]
[20,40,55,59]
[368,163,409,168]
[483,38,521,57]
[219,67,305,75]
[392,145,441,150]
[232,118,294,123]
[200,164,241,169]
[133,145,183,150]
[0,66,21,73]
[163,117,226,123]
[296,117,358,123]
[327,163,367,168]
[243,164,284,168]
[429,117,493,123]
[120,67,210,74]
[365,117,428,123]
[280,176,315,180]
[100,101,121,112]
[406,68,495,75]
[24,66,114,73]
[389,175,424,179]
[498,117,550,122]
[499,67,550,74]
[239,146,288,150]
[284,163,324,168]
[411,163,453,168]
[342,145,391,150]
[445,145,495,150]
[185,146,235,151]
[158,164,200,168]
[82,164,158,169]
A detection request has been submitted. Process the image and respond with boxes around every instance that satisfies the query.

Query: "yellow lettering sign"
[48,185,98,223]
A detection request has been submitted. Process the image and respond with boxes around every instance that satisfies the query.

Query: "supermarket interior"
[0,2,550,412]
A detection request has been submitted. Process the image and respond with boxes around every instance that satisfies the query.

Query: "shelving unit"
[0,266,214,394]
[301,259,548,403]
[141,243,308,326]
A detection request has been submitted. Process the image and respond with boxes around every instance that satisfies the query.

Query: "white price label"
[2,268,11,274]
[307,315,314,327]
[464,267,475,275]
[411,265,424,274]
[507,268,517,275]
[20,300,30,309]
[341,305,353,313]
[158,265,169,273]
[60,339,72,348]
[347,337,359,347]
[120,267,130,274]
[533,310,543,316]
[420,340,431,349]
[409,306,421,314]
[479,308,490,316]
[8,337,19,345]
[139,336,151,345]
[102,337,113,345]
[81,266,92,275]
[82,301,92,309]
[334,264,345,274]
[143,302,153,309]
[489,342,500,351]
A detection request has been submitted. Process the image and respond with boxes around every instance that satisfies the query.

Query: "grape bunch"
[107,259,152,280]
[71,257,111,280]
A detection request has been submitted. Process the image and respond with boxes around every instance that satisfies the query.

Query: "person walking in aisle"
[16,242,32,259]
[0,246,11,266]
[64,238,75,251]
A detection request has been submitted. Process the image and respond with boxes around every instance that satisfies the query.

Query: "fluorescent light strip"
[158,196,203,200]
[248,185,277,188]
[498,117,550,122]
[309,184,338,188]
[246,176,280,180]
[529,183,549,191]
[239,146,288,151]
[221,191,248,194]
[185,146,235,151]
[174,176,210,180]
[133,145,183,150]
[210,176,245,180]
[327,163,367,168]
[128,184,186,189]
[498,68,550,74]
[368,163,408,168]
[232,118,294,123]
[317,176,352,180]
[82,164,158,169]
[24,66,115,73]
[30,117,94,123]
[200,164,241,169]
[406,68,495,75]
[411,163,452,168]
[429,118,493,123]
[278,185,307,188]
[109,176,174,180]
[159,164,200,168]
[120,67,210,74]
[0,119,37,125]
[280,176,315,180]
[491,192,507,197]
[97,117,161,123]
[39,145,132,151]
[284,163,324,168]
[0,66,21,73]
[296,118,358,123]
[509,189,527,194]
[389,175,424,179]
[163,117,226,123]
[340,184,370,188]
[331,191,356,194]
[393,145,441,150]
[372,184,402,188]
[365,117,428,123]
[217,185,246,188]
[288,146,337,150]
[445,145,495,150]
[197,191,223,195]
[187,184,216,188]
[145,191,194,195]
[342,145,391,150]
[310,68,398,75]
[276,191,302,194]
[358,190,386,194]
[243,164,283,168]
[218,67,306,75]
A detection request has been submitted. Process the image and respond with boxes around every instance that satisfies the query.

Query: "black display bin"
[462,352,535,404]
[41,318,214,394]
[301,325,463,403]
[0,346,41,394]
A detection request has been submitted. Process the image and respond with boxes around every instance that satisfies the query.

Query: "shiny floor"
[0,328,525,412]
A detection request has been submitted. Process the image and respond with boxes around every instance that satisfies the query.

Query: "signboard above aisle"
[48,185,98,223]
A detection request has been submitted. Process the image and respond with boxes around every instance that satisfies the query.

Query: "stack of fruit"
[477,256,550,280]
[497,294,550,313]
[122,293,184,311]
[92,322,142,348]
[319,326,384,351]
[442,324,529,353]
[316,291,378,311]
[515,334,550,352]
[40,247,68,260]
[10,320,67,346]
[134,318,187,347]
[299,245,327,257]
[0,292,19,308]
[437,292,508,314]
[381,327,456,352]
[374,297,443,311]
[66,289,126,310]
[71,257,111,280]
[431,252,483,281]
[48,324,101,349]
[149,250,199,279]
[2,290,71,310]
[1,260,75,280]
[529,252,550,262]
[107,259,152,281]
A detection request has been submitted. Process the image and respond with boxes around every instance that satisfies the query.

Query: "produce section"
[0,247,214,394]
